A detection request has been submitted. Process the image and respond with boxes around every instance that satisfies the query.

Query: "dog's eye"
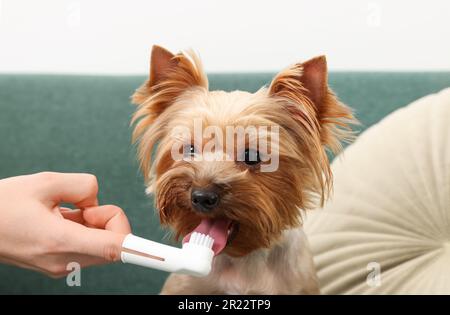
[183,144,197,158]
[244,149,261,165]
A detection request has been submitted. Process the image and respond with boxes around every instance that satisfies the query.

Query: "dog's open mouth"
[182,218,238,256]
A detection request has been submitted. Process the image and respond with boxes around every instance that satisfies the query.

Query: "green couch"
[1,73,450,294]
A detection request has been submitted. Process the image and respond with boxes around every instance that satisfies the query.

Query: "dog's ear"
[131,44,208,143]
[269,56,355,153]
[148,45,177,87]
[131,45,208,114]
[131,45,208,182]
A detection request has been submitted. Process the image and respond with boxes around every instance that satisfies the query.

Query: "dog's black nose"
[191,188,219,212]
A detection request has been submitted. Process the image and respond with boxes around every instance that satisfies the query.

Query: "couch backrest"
[1,73,449,293]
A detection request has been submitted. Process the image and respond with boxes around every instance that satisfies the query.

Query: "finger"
[82,205,131,234]
[37,254,108,278]
[62,222,128,261]
[35,172,99,208]
[71,254,108,268]
[50,253,109,275]
[60,208,85,224]
[0,256,44,274]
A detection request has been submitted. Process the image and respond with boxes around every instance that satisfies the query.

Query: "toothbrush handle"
[121,234,182,273]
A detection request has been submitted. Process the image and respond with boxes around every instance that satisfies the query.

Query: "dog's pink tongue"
[182,218,231,256]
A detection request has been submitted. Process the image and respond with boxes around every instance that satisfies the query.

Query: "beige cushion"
[304,88,450,294]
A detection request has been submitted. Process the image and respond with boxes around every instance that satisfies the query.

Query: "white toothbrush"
[121,232,214,277]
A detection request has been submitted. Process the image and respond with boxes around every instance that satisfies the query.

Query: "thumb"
[82,205,131,233]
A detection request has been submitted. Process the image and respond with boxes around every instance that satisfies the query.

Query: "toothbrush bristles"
[189,232,214,249]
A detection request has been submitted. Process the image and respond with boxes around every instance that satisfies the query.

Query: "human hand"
[0,172,131,277]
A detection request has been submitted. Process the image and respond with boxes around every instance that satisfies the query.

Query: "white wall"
[0,0,449,74]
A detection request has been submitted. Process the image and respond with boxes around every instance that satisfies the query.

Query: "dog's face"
[131,46,354,257]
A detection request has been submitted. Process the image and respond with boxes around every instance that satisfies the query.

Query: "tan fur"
[161,229,319,294]
[131,45,356,294]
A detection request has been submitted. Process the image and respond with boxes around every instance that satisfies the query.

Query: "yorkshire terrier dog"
[131,45,355,294]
